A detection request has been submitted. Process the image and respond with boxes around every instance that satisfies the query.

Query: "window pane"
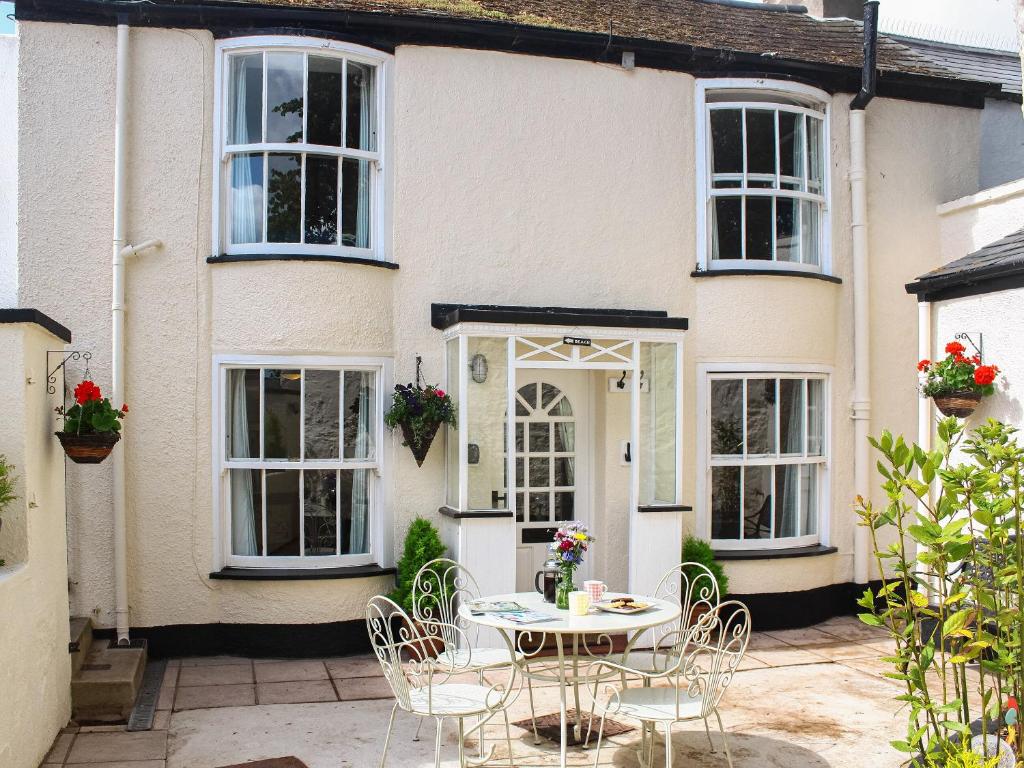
[801,464,818,536]
[800,199,820,266]
[346,61,376,151]
[307,55,342,147]
[711,466,740,539]
[266,52,303,143]
[264,369,301,459]
[529,423,550,453]
[304,469,337,556]
[226,368,260,459]
[745,197,772,261]
[529,457,550,487]
[515,423,524,452]
[807,379,825,456]
[304,155,338,245]
[808,117,824,190]
[553,492,574,522]
[774,464,799,538]
[515,458,524,488]
[230,469,263,556]
[228,53,263,144]
[265,468,300,555]
[553,457,574,487]
[778,111,804,182]
[341,158,372,249]
[746,110,776,175]
[230,154,264,244]
[343,371,377,460]
[515,492,524,522]
[553,423,574,452]
[711,197,742,260]
[710,379,743,455]
[746,378,776,455]
[779,379,804,454]
[710,109,742,175]
[267,153,301,242]
[775,197,799,263]
[304,370,339,459]
[340,469,371,553]
[743,465,771,539]
[529,492,549,522]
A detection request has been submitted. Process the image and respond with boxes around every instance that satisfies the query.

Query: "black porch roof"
[431,303,689,330]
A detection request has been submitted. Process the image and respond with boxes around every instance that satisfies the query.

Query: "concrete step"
[71,638,148,723]
[69,616,94,678]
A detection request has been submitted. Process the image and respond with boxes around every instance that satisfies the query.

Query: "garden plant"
[389,517,447,614]
[0,455,16,567]
[857,418,1024,766]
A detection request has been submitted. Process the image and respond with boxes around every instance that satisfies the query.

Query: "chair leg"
[591,712,607,768]
[703,717,716,752]
[458,718,466,768]
[714,709,734,768]
[663,721,673,768]
[526,675,541,745]
[503,709,515,768]
[413,716,424,742]
[477,671,486,758]
[434,717,445,768]
[378,703,397,768]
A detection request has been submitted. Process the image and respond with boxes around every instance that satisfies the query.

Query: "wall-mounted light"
[470,353,488,384]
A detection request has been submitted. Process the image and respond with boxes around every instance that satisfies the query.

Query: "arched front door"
[513,369,591,591]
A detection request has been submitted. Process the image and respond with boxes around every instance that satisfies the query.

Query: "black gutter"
[905,260,1024,302]
[15,0,993,109]
[850,0,879,110]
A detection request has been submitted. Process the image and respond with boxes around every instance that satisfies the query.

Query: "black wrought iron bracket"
[47,350,92,396]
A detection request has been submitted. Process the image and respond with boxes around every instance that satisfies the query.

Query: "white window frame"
[695,362,831,551]
[212,36,391,261]
[211,354,392,570]
[695,78,832,275]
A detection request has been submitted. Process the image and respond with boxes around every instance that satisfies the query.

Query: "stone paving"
[40,615,911,768]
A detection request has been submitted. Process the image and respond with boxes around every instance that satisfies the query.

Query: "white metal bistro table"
[460,591,681,768]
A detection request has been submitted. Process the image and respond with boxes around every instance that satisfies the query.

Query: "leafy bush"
[0,455,16,567]
[682,535,728,596]
[388,518,447,614]
[857,418,1024,764]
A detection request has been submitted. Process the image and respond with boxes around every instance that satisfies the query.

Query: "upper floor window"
[697,80,830,273]
[216,38,387,260]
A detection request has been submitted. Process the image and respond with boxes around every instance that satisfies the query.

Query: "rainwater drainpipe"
[111,20,161,644]
[850,0,879,586]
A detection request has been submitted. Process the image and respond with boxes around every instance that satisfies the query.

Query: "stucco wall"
[13,20,985,633]
[980,99,1024,191]
[0,33,17,306]
[0,322,72,768]
[936,178,1024,266]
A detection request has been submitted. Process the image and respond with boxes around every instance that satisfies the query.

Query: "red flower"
[559,539,573,551]
[121,403,129,414]
[974,366,998,386]
[73,380,102,405]
[917,359,930,372]
[945,341,966,356]
[972,354,982,365]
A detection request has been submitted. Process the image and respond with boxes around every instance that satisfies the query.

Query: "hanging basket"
[933,390,983,418]
[399,421,441,467]
[55,432,120,464]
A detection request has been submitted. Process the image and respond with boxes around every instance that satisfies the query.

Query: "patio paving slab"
[257,681,338,705]
[253,661,329,684]
[334,676,393,701]
[178,664,254,687]
[173,684,256,711]
[324,655,384,679]
[66,731,167,764]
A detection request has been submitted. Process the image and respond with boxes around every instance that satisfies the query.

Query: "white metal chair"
[587,601,752,768]
[365,595,521,768]
[412,558,541,743]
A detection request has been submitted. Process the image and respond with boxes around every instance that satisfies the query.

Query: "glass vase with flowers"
[550,522,594,610]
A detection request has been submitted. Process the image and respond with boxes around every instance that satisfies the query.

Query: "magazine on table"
[467,600,526,615]
[492,610,557,625]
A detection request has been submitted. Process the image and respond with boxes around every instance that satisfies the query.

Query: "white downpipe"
[850,109,872,585]
[111,22,162,644]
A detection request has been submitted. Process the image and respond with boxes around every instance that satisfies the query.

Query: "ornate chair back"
[412,558,481,651]
[671,600,752,719]
[643,562,721,665]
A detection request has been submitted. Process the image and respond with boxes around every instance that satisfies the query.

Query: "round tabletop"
[460,591,681,635]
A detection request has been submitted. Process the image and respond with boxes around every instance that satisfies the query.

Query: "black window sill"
[207,254,399,269]
[209,564,396,581]
[691,268,841,285]
[439,505,514,519]
[713,545,838,561]
[638,504,693,513]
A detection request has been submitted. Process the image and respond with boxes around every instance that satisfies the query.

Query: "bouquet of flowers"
[550,522,594,609]
[918,340,1000,417]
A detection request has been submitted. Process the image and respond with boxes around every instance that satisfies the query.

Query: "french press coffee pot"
[534,554,561,603]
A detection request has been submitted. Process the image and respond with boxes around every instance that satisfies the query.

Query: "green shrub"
[0,455,16,568]
[388,517,447,614]
[682,535,728,596]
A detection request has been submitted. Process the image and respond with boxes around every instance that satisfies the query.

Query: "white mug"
[569,591,591,616]
[584,580,607,602]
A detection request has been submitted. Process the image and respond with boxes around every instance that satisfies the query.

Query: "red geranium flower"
[974,365,998,386]
[121,403,129,413]
[972,354,982,365]
[73,380,102,405]
[945,341,966,356]
[435,389,445,398]
[917,359,930,372]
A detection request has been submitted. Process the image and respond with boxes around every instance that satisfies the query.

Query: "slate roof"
[890,35,1022,100]
[906,227,1024,300]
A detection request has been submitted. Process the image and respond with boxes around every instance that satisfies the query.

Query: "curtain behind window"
[229,370,259,555]
[348,371,372,553]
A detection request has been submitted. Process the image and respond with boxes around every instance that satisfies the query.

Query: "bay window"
[697,80,830,273]
[216,38,386,259]
[216,356,387,568]
[702,370,828,549]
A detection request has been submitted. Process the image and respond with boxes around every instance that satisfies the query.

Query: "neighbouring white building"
[1,0,1022,711]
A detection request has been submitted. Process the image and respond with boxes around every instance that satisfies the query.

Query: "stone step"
[69,616,94,677]
[71,638,148,723]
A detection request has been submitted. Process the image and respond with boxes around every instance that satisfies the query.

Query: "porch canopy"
[434,304,689,596]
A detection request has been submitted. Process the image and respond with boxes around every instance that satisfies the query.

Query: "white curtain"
[356,66,372,248]
[778,380,803,538]
[349,372,372,553]
[230,55,262,245]
[229,370,259,556]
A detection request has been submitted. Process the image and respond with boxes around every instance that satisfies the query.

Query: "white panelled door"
[513,369,591,592]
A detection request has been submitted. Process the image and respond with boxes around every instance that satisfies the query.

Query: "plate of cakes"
[593,596,653,614]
